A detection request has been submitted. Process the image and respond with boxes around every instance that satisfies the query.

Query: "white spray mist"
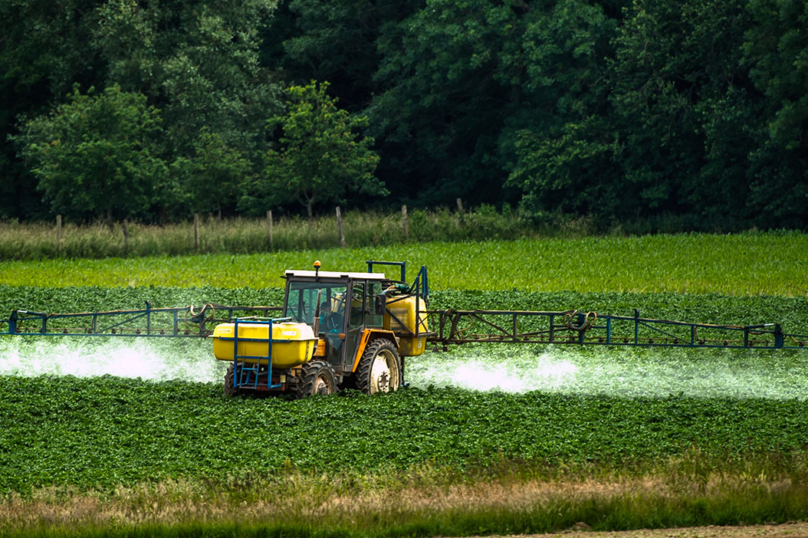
[3,338,807,400]
[0,337,223,383]
[406,345,808,400]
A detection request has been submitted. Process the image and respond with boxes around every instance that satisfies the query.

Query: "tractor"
[211,260,430,398]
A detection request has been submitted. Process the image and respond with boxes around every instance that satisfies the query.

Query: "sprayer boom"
[424,309,807,351]
[0,303,281,338]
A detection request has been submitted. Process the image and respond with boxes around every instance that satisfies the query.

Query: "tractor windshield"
[286,281,348,330]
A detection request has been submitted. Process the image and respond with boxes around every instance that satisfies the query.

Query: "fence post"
[194,213,200,251]
[56,215,62,254]
[456,198,464,213]
[267,210,274,249]
[122,219,129,254]
[401,205,408,239]
[336,206,346,248]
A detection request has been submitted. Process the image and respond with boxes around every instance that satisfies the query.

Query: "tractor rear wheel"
[224,364,238,397]
[296,360,337,398]
[356,339,401,395]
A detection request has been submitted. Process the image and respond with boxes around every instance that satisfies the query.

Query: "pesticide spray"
[406,345,808,400]
[0,337,222,383]
[2,338,806,400]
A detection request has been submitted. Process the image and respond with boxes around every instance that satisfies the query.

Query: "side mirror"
[375,295,385,315]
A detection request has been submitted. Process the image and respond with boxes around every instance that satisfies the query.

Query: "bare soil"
[489,522,808,538]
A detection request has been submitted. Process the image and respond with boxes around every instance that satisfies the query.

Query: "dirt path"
[489,522,808,538]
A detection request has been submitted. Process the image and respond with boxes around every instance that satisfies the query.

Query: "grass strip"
[2,454,808,537]
[1,234,806,295]
[0,209,532,261]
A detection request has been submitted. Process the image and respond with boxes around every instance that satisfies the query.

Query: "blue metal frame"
[365,260,429,300]
[427,309,807,350]
[413,265,429,302]
[0,304,281,338]
[367,260,407,283]
[214,317,290,391]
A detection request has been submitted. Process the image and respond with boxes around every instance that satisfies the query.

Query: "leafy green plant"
[1,374,808,496]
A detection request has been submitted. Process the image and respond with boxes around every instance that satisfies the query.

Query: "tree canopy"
[1,0,806,230]
[243,82,384,218]
[14,85,167,223]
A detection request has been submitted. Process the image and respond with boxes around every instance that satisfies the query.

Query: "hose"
[184,303,216,327]
[563,310,598,333]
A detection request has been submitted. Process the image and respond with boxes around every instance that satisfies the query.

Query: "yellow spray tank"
[383,293,428,356]
[212,321,317,369]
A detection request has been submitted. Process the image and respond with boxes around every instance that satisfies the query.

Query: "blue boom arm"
[0,303,282,338]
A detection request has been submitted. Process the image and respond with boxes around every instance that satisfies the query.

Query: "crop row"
[1,374,807,495]
[1,234,806,295]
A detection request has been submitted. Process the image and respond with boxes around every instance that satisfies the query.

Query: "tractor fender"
[350,329,399,373]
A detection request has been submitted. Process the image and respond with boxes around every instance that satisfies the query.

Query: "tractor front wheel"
[296,360,337,398]
[356,339,401,395]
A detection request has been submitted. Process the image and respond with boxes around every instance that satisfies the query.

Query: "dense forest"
[1,0,806,229]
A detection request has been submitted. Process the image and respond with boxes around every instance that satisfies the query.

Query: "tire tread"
[356,338,401,395]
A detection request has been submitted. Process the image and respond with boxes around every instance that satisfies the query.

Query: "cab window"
[350,282,365,328]
[366,281,384,327]
[286,281,347,329]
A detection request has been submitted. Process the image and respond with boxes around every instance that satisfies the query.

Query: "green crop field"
[2,232,807,295]
[2,375,808,494]
[1,234,808,537]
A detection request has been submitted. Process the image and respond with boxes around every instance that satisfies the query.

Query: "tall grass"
[0,207,543,260]
[2,450,807,537]
[2,206,799,262]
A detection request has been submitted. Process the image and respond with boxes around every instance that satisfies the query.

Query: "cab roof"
[285,270,388,280]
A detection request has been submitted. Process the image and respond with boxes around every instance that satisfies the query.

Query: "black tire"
[296,360,337,398]
[224,364,238,397]
[356,339,401,395]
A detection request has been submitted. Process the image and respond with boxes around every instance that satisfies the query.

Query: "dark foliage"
[1,0,806,228]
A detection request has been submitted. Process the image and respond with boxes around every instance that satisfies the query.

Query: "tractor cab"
[282,268,390,380]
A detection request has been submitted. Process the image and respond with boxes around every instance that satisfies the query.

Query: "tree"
[608,0,754,220]
[742,0,808,227]
[270,0,422,112]
[91,0,281,159]
[509,0,760,226]
[246,82,385,218]
[369,0,618,208]
[171,128,251,218]
[508,117,623,222]
[0,0,105,220]
[369,0,521,205]
[1,0,282,222]
[14,85,168,223]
